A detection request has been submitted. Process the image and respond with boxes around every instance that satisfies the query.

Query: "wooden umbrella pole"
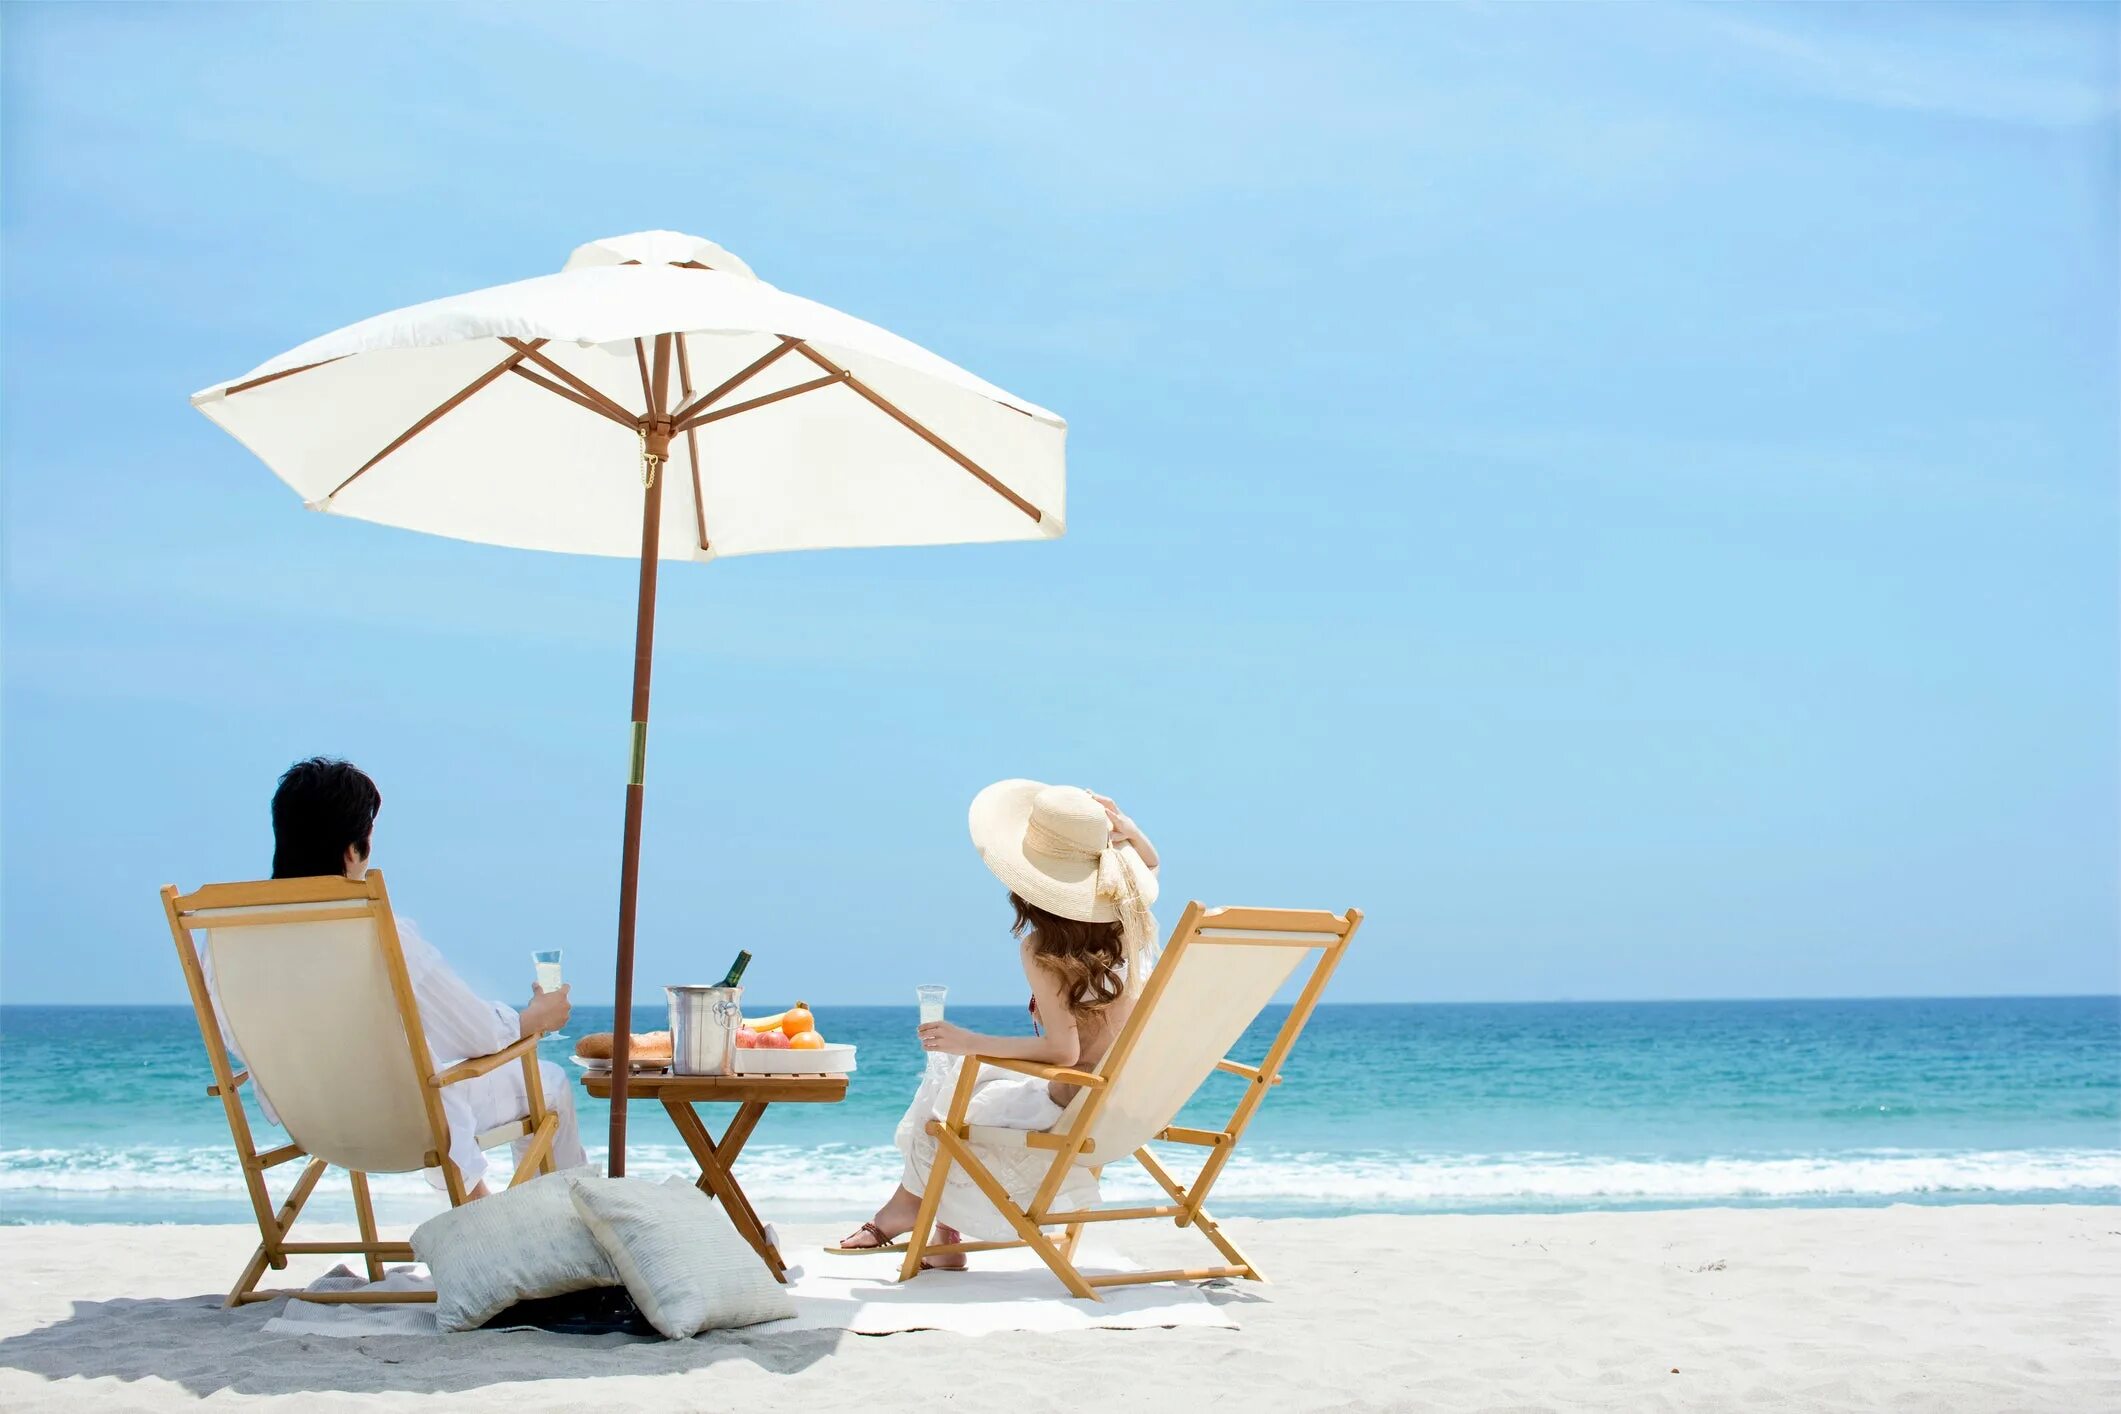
[608,337,674,1175]
[605,461,661,1174]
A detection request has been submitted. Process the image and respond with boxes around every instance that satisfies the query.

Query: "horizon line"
[3,992,2115,1010]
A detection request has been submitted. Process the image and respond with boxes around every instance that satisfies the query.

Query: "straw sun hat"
[968,779,1160,995]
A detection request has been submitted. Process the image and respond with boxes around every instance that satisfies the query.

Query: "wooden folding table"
[580,1070,847,1282]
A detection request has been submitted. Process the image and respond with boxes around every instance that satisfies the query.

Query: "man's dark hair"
[271,758,382,879]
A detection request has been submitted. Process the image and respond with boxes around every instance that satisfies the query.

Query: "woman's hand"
[1088,791,1137,843]
[521,983,571,1039]
[1089,791,1158,868]
[917,1020,977,1056]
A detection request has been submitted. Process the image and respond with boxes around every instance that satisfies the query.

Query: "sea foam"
[4,1144,2116,1213]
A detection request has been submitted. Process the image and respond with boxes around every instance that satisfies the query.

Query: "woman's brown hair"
[1010,892,1126,1013]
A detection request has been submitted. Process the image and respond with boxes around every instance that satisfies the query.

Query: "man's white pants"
[429,1058,587,1190]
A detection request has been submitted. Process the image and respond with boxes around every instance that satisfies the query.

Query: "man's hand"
[917,1019,976,1056]
[522,983,571,1038]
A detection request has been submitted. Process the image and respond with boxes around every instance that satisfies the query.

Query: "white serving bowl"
[731,1042,857,1075]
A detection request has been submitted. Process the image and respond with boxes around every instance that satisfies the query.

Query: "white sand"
[1,1205,2114,1412]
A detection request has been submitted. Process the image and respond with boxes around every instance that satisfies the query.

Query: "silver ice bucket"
[666,984,744,1076]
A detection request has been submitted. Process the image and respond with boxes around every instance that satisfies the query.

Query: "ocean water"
[2,999,2116,1226]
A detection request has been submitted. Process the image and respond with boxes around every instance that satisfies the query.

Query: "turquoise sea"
[2,999,2116,1226]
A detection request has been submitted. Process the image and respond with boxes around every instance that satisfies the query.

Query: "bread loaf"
[574,1031,672,1062]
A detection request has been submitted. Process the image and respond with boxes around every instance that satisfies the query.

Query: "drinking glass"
[533,949,564,992]
[916,984,948,1077]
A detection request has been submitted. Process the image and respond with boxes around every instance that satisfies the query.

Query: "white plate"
[569,1055,668,1074]
[732,1042,857,1075]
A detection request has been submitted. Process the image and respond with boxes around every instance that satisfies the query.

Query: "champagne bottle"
[715,949,752,989]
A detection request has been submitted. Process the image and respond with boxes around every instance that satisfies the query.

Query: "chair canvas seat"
[164,871,562,1307]
[900,900,1362,1300]
[474,1119,533,1150]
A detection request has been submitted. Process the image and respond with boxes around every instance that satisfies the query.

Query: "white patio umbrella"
[193,230,1065,1173]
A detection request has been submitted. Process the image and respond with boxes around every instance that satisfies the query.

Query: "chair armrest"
[208,1069,250,1098]
[1155,1125,1231,1147]
[1216,1058,1282,1085]
[432,1035,541,1088]
[970,1055,1107,1089]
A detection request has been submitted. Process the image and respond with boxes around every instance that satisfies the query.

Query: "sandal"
[824,1221,967,1270]
[915,1223,969,1271]
[825,1222,906,1255]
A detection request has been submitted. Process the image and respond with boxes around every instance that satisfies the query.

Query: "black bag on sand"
[488,1285,655,1337]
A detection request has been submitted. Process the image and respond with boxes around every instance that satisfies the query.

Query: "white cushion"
[410,1168,616,1332]
[567,1175,794,1338]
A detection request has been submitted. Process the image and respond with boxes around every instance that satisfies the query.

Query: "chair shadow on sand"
[0,1281,1267,1399]
[0,1292,840,1399]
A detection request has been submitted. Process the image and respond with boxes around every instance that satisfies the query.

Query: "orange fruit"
[780,1003,815,1037]
[789,1030,825,1050]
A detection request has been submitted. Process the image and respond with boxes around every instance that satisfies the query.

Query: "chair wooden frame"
[899,901,1363,1300]
[162,870,560,1306]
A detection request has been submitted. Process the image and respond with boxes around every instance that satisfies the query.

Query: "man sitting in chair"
[207,757,587,1197]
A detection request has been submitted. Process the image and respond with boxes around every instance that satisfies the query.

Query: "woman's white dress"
[893,1055,1101,1240]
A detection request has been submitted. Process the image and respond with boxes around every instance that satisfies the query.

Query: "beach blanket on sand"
[262,1244,1240,1338]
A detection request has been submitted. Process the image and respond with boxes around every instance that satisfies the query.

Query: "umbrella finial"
[565,231,758,282]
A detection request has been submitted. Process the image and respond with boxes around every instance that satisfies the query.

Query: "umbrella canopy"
[194,230,1065,1173]
[194,231,1065,558]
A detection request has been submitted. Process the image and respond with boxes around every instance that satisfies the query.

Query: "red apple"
[754,1030,792,1050]
[733,1029,760,1049]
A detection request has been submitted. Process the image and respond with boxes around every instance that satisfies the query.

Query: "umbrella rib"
[500,341,639,425]
[789,343,1045,523]
[650,334,671,418]
[325,339,549,501]
[676,335,710,553]
[671,373,847,433]
[508,363,633,425]
[634,340,655,413]
[224,356,348,397]
[667,337,801,426]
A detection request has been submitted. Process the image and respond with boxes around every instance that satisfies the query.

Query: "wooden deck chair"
[161,870,560,1307]
[900,901,1362,1300]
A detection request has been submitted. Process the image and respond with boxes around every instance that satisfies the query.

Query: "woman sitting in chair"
[205,757,586,1197]
[835,780,1159,1265]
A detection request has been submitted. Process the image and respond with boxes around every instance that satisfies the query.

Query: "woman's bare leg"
[840,1186,966,1267]
[840,1186,921,1247]
[922,1225,967,1269]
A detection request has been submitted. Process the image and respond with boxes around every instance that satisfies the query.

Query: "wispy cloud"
[1699,6,2119,129]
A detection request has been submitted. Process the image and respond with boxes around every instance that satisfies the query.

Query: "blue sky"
[3,3,2114,1008]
